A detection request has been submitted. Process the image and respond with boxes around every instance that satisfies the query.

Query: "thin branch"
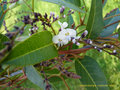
[104,14,120,20]
[104,20,120,28]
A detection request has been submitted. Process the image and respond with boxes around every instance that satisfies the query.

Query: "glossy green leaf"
[0,34,9,50]
[86,0,104,39]
[65,0,81,7]
[2,31,58,66]
[41,0,84,13]
[100,8,120,37]
[0,0,7,28]
[75,56,109,90]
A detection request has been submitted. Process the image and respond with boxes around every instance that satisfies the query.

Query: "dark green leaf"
[0,0,7,28]
[0,34,9,50]
[100,8,120,37]
[2,31,58,66]
[75,56,109,90]
[86,0,104,39]
[41,0,85,13]
[118,28,120,40]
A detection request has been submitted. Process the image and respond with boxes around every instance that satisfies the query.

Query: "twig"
[104,20,120,28]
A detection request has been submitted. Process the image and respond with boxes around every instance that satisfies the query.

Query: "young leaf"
[41,0,84,13]
[2,31,58,66]
[100,8,120,37]
[0,0,7,28]
[86,0,104,39]
[75,56,109,90]
[0,34,9,50]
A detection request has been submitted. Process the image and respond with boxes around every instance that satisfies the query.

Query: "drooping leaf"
[86,0,104,39]
[100,8,120,37]
[41,0,84,13]
[24,66,47,90]
[75,56,109,90]
[0,34,9,50]
[0,0,7,28]
[25,66,56,90]
[65,0,81,7]
[2,31,58,66]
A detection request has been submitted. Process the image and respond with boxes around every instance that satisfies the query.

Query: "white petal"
[62,22,68,28]
[52,35,59,44]
[58,21,62,26]
[72,39,76,43]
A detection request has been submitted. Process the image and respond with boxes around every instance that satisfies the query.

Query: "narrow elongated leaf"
[65,0,81,7]
[41,0,84,13]
[67,15,74,27]
[25,66,56,90]
[24,66,47,90]
[100,8,120,37]
[86,0,104,39]
[0,0,7,28]
[118,28,120,40]
[2,31,58,66]
[0,34,9,50]
[75,56,109,90]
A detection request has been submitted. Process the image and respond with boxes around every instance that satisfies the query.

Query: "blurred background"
[1,0,120,90]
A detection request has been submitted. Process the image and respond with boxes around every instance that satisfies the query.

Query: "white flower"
[52,34,68,47]
[58,21,68,30]
[59,29,76,41]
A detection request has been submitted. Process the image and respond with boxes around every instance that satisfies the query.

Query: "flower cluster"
[52,21,77,47]
[52,21,88,47]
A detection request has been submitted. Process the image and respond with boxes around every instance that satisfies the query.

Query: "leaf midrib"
[77,60,99,90]
[7,43,53,61]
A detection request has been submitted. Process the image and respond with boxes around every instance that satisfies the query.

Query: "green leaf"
[24,66,47,90]
[75,56,109,90]
[118,28,120,40]
[86,0,104,39]
[0,0,7,28]
[65,0,81,7]
[25,66,56,90]
[67,15,74,28]
[20,79,41,89]
[100,8,120,37]
[41,0,85,13]
[0,34,9,50]
[2,31,58,66]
